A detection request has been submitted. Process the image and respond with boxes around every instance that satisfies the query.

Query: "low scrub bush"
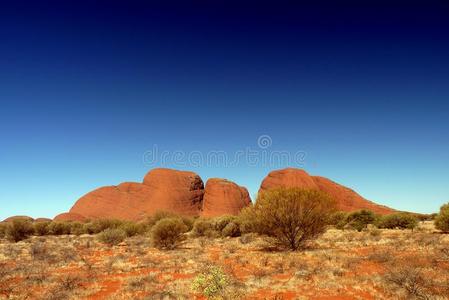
[242,188,336,251]
[191,265,229,299]
[48,222,72,235]
[150,217,188,250]
[6,219,34,242]
[97,228,127,245]
[70,222,86,235]
[120,222,147,237]
[435,203,449,233]
[0,223,8,238]
[193,219,218,237]
[213,215,236,232]
[85,219,124,234]
[328,211,349,229]
[34,222,51,236]
[376,213,418,230]
[147,211,194,232]
[212,215,241,237]
[345,210,377,231]
[222,222,241,237]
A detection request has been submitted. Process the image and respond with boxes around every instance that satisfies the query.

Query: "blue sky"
[1,0,449,220]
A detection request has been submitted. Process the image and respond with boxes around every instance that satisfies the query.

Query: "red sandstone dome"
[2,216,34,223]
[68,168,205,221]
[35,218,52,223]
[201,178,252,217]
[259,168,395,215]
[54,212,87,222]
[53,167,395,221]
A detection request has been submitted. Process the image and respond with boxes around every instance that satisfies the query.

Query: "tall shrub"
[243,188,335,250]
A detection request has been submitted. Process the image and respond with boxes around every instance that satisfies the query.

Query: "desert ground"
[1,221,448,300]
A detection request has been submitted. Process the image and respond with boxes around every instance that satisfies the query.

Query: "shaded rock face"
[54,212,87,222]
[201,178,252,217]
[259,168,395,215]
[68,168,205,221]
[35,218,52,223]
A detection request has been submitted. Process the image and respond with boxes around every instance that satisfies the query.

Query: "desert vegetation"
[1,191,448,299]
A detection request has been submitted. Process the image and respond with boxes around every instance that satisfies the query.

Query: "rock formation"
[2,216,34,223]
[67,168,205,221]
[259,168,395,215]
[201,178,252,217]
[47,167,397,222]
[54,212,87,222]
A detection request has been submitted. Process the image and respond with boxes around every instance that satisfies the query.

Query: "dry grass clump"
[383,258,448,299]
[97,228,127,246]
[150,217,188,250]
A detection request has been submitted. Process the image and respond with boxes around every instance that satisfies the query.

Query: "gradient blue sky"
[1,0,449,220]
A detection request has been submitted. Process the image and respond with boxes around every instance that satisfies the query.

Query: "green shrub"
[435,203,449,233]
[244,188,336,251]
[146,211,179,227]
[120,222,146,237]
[48,222,72,235]
[376,213,418,230]
[181,216,196,232]
[213,215,236,232]
[237,206,257,234]
[70,222,86,235]
[147,211,194,231]
[0,223,7,238]
[97,228,127,245]
[192,219,217,237]
[34,222,51,236]
[150,218,188,250]
[6,219,34,242]
[84,219,123,234]
[221,222,241,237]
[346,210,377,232]
[328,211,349,229]
[191,265,229,299]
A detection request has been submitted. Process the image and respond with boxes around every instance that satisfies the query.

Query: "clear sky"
[1,0,449,220]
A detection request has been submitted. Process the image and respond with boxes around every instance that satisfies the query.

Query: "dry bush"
[47,221,72,235]
[0,223,7,238]
[435,202,449,232]
[69,222,86,235]
[30,241,53,261]
[222,222,241,237]
[146,211,195,232]
[377,213,418,230]
[84,219,123,234]
[241,188,335,251]
[150,217,188,250]
[120,221,147,237]
[97,228,127,245]
[6,219,34,242]
[192,218,218,237]
[33,222,50,236]
[238,233,256,245]
[328,211,349,229]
